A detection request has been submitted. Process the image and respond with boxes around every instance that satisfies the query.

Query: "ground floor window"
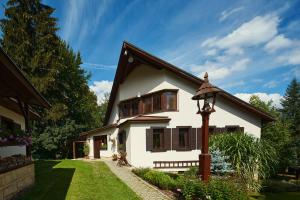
[153,128,164,150]
[99,135,107,150]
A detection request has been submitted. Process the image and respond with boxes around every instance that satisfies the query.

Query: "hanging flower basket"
[0,128,32,146]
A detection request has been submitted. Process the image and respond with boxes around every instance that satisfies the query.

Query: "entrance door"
[94,136,102,158]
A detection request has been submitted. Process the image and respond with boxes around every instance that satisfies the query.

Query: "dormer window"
[119,89,178,118]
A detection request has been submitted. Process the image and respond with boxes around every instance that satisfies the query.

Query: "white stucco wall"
[0,145,26,157]
[108,64,261,137]
[87,128,119,159]
[98,63,262,168]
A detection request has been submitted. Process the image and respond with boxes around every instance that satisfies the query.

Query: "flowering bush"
[0,128,32,146]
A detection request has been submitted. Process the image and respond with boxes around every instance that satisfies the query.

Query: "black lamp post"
[192,72,220,182]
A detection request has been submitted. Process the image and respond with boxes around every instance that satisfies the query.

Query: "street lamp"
[192,72,221,182]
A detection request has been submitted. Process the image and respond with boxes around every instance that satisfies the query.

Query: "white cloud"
[191,58,250,81]
[203,15,279,50]
[205,49,217,56]
[222,80,245,89]
[219,7,244,22]
[235,92,283,108]
[89,80,113,104]
[263,80,278,88]
[277,49,300,65]
[264,34,292,53]
[82,63,116,70]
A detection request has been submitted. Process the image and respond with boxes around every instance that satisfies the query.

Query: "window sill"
[151,149,167,152]
[174,148,191,151]
[119,109,179,119]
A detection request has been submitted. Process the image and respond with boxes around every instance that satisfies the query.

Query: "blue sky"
[1,0,300,106]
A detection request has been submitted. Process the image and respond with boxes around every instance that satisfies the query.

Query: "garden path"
[101,158,173,200]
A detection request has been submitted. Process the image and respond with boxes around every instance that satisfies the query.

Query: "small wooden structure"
[72,140,86,159]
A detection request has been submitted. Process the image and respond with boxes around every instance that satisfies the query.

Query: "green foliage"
[178,178,249,200]
[0,0,103,158]
[143,170,177,190]
[280,78,300,166]
[210,133,277,192]
[132,168,151,177]
[31,120,84,158]
[134,168,249,199]
[249,92,298,171]
[249,95,279,118]
[83,143,89,156]
[183,166,198,179]
[281,78,300,134]
[211,149,233,174]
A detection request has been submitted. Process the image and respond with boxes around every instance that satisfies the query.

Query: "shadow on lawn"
[18,160,75,200]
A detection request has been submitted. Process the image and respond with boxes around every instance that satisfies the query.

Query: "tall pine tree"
[1,0,59,93]
[1,0,102,158]
[281,78,300,134]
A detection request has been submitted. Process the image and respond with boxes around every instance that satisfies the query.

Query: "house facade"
[82,42,273,170]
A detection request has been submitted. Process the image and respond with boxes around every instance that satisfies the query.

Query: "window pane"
[165,92,176,110]
[121,102,131,117]
[100,135,107,150]
[179,128,188,147]
[131,100,139,115]
[143,97,152,113]
[153,129,163,149]
[153,94,161,112]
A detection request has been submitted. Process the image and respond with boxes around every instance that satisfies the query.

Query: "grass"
[18,160,140,200]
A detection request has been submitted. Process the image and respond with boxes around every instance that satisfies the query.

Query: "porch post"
[73,141,76,159]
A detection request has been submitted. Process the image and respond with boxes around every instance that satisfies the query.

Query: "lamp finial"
[204,72,208,83]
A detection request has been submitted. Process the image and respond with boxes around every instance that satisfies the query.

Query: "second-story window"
[119,89,178,118]
[164,91,177,110]
[153,94,161,112]
[143,96,153,113]
[131,99,139,115]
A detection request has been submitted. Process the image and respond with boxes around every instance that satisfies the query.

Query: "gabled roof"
[80,123,117,136]
[0,47,51,109]
[104,41,275,125]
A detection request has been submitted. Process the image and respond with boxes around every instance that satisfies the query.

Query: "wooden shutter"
[164,128,171,151]
[197,128,202,149]
[190,128,196,150]
[146,128,153,151]
[172,128,179,150]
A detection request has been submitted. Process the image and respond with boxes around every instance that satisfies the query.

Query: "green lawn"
[18,160,140,200]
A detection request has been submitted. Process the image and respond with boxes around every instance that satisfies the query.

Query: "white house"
[81,42,274,170]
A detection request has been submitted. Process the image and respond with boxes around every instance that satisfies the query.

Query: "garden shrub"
[143,170,176,190]
[183,166,198,179]
[132,168,151,178]
[178,177,249,200]
[210,132,277,192]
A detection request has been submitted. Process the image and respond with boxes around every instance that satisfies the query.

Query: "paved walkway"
[101,158,172,200]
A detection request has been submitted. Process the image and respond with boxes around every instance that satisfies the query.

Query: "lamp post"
[192,72,220,182]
